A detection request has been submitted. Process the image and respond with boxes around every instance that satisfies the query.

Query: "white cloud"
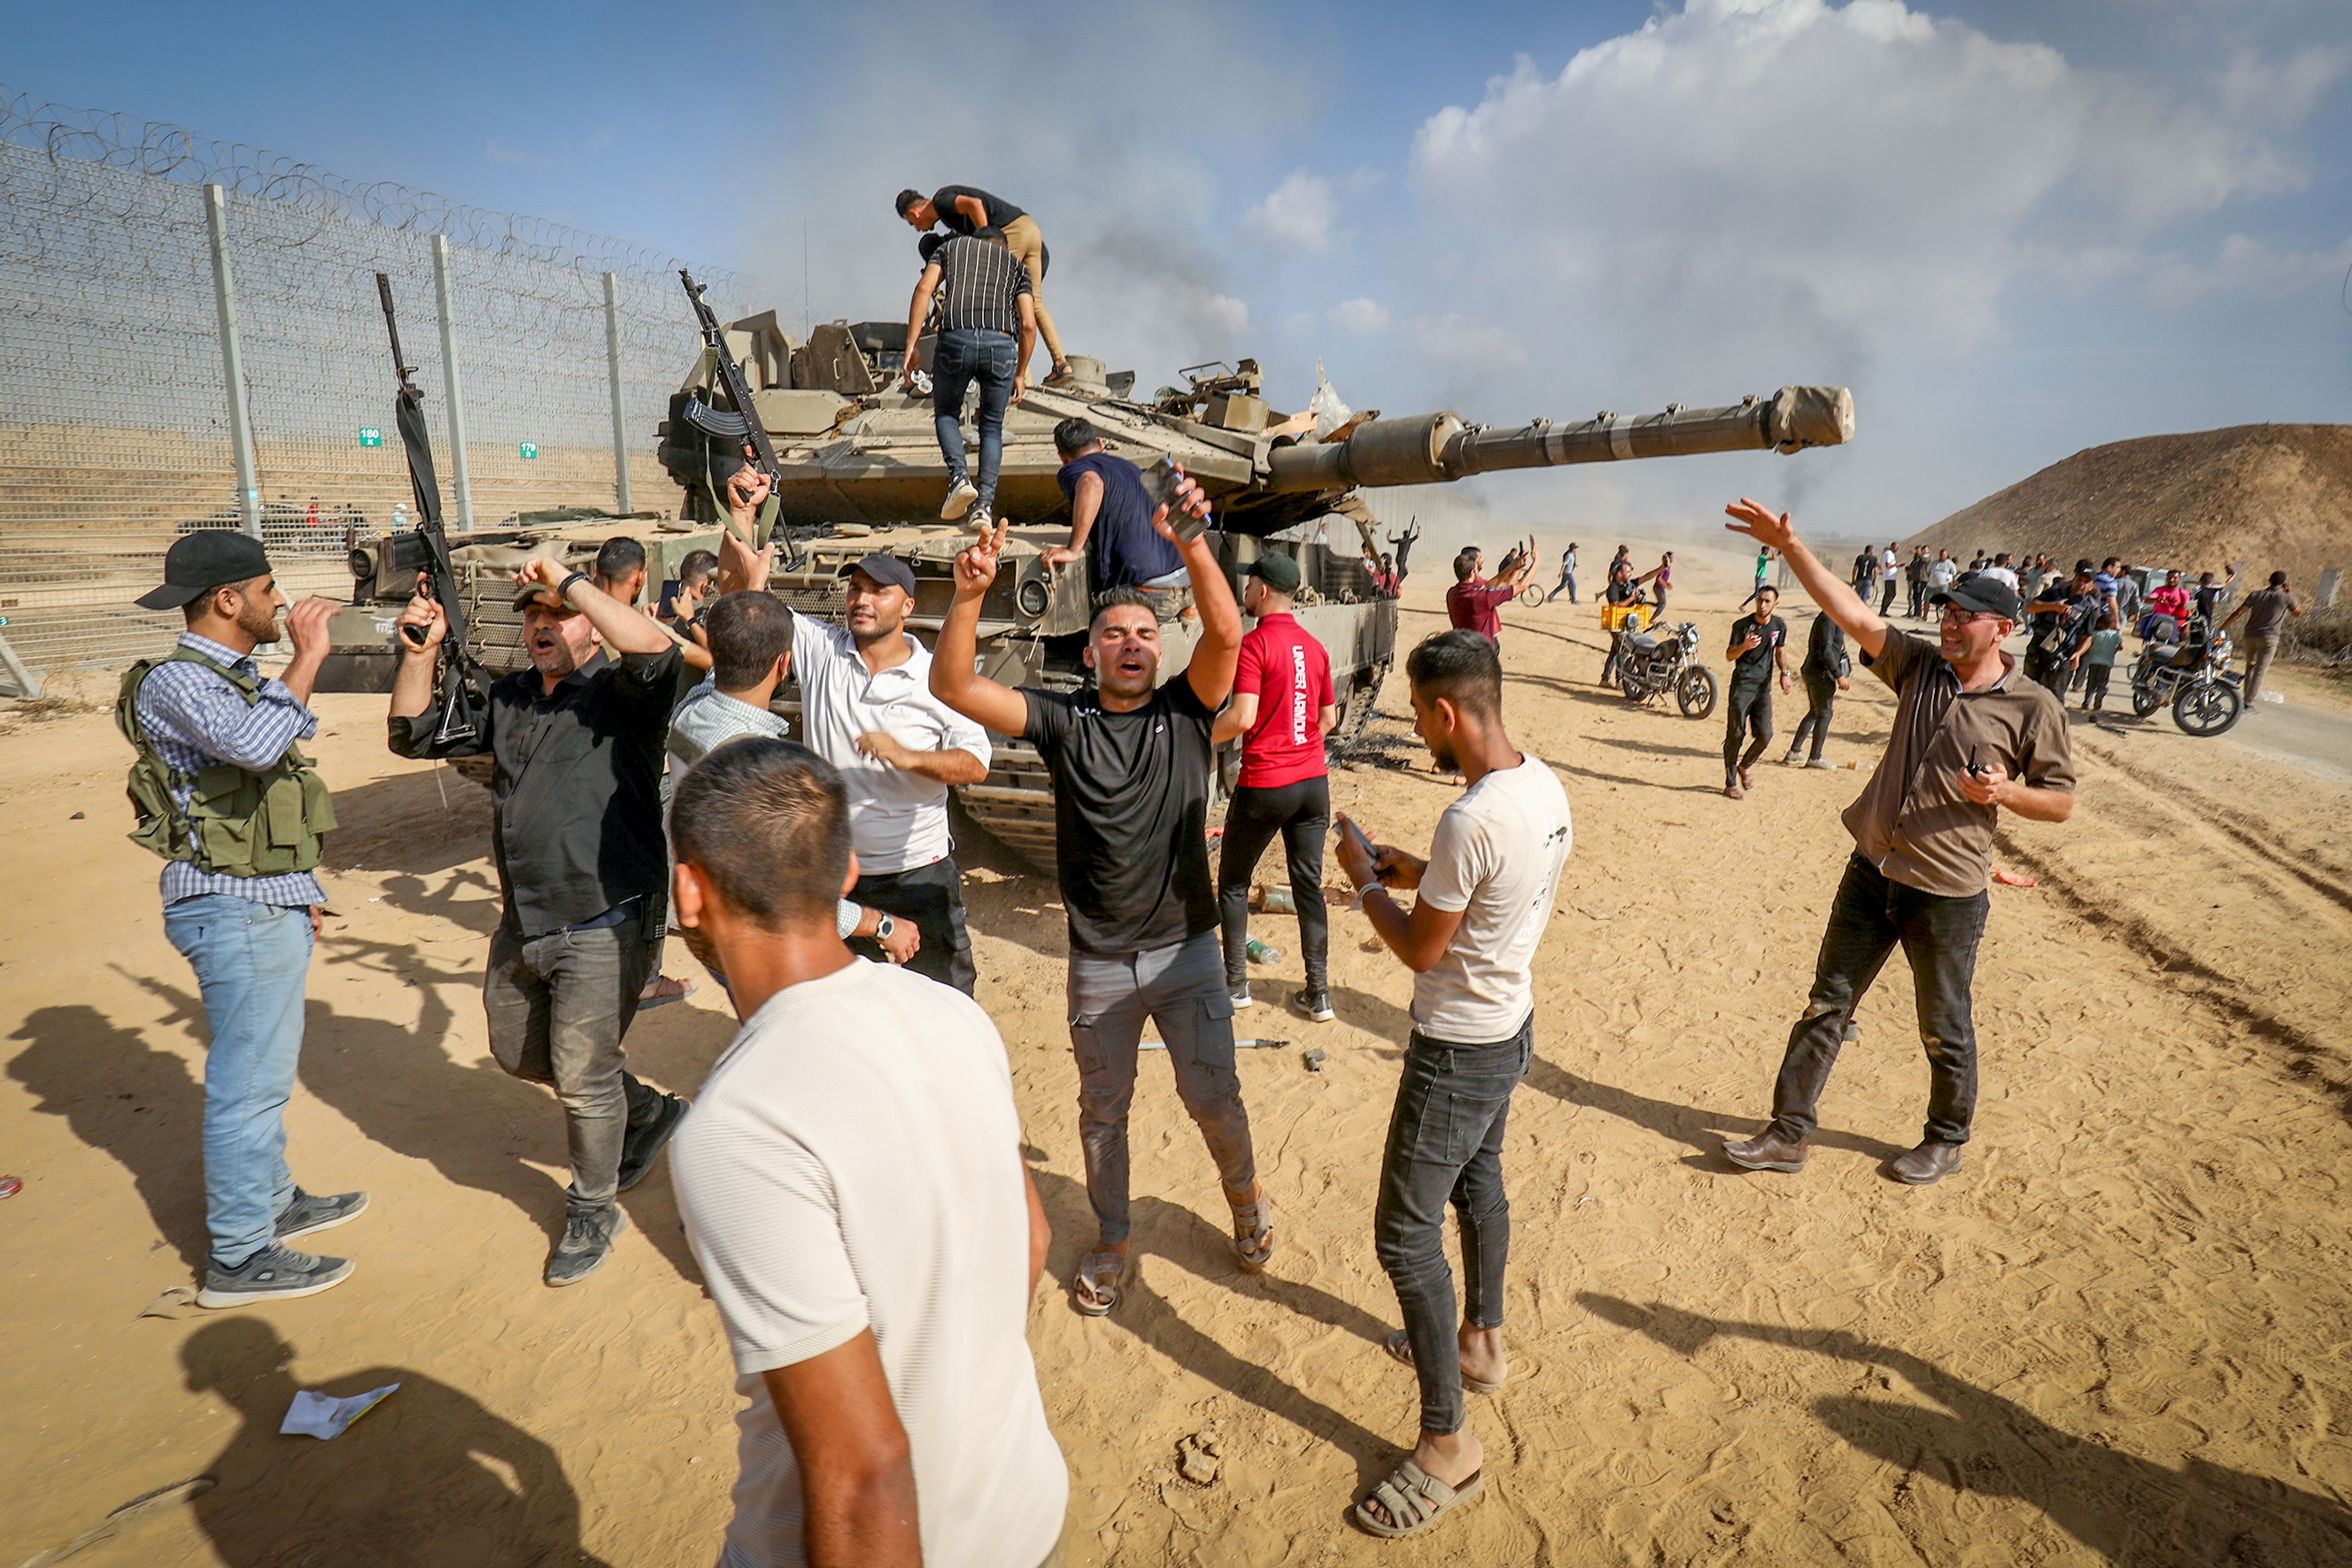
[1241,169,1341,254]
[1327,297,1390,335]
[1407,313,1525,373]
[1406,0,2319,377]
[1197,293,1251,335]
[2142,232,2352,308]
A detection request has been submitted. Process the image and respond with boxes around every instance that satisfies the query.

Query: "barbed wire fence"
[0,88,743,691]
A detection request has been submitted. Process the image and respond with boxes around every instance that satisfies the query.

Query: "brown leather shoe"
[1722,1130,1808,1172]
[1889,1139,1963,1185]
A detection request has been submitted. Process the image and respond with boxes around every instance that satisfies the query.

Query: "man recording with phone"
[1717,498,2075,1187]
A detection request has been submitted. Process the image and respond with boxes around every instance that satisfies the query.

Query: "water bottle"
[1245,937,1281,965]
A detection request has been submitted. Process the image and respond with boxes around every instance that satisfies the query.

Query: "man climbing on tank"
[897,184,1072,388]
[900,224,1036,533]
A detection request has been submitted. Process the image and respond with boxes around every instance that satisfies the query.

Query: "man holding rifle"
[1717,498,2075,1186]
[386,561,693,1287]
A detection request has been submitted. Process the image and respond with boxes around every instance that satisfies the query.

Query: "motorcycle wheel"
[2173,680,2241,737]
[1620,667,1649,703]
[1675,666,1719,720]
[2130,681,2162,717]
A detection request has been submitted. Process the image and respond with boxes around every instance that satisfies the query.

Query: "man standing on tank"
[1211,552,1339,1023]
[897,185,1072,387]
[931,477,1274,1320]
[901,226,1036,533]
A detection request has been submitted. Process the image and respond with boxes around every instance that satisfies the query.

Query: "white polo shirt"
[792,619,991,876]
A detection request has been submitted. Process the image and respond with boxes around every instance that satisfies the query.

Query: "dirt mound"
[1904,423,2352,590]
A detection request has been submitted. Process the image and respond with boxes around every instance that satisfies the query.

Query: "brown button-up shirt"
[1842,630,2075,898]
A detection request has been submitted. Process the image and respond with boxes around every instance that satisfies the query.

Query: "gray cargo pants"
[1067,930,1257,1247]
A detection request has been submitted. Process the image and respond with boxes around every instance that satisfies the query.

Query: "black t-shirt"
[1023,677,1218,955]
[1729,614,1789,685]
[1803,611,1849,679]
[931,185,1026,235]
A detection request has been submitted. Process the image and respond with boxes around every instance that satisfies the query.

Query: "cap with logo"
[839,553,917,594]
[1928,575,2021,620]
[135,531,274,611]
[1245,552,1302,593]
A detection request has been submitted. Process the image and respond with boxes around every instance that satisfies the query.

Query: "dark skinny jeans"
[1723,680,1775,778]
[1789,669,1838,761]
[932,328,1017,509]
[1768,852,1989,1147]
[1374,1016,1531,1438]
[1217,776,1330,993]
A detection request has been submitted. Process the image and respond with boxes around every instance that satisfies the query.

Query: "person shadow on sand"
[180,1317,615,1567]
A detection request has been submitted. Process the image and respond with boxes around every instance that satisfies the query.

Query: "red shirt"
[1234,613,1335,789]
[1446,578,1517,639]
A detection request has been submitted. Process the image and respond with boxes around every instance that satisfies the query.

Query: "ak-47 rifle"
[677,268,797,562]
[376,273,484,746]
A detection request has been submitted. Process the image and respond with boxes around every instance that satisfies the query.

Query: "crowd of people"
[128,434,2332,1559]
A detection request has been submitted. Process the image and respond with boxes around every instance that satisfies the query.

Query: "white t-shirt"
[1927,558,1958,589]
[1411,755,1574,1043]
[793,621,992,875]
[1983,566,2019,591]
[671,960,1067,1568]
[1878,549,1899,583]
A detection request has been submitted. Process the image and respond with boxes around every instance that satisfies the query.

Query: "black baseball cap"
[1929,575,2021,620]
[839,552,917,594]
[136,530,273,611]
[1247,552,1302,592]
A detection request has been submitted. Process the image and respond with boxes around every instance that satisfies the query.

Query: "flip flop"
[638,975,696,1009]
[1229,1191,1274,1274]
[1073,1248,1125,1317]
[1352,1460,1484,1539]
[1384,1328,1506,1394]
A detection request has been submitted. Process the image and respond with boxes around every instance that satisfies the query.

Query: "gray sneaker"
[1805,757,1838,770]
[940,478,979,521]
[616,1093,690,1193]
[545,1204,629,1287]
[275,1187,369,1243]
[197,1244,353,1308]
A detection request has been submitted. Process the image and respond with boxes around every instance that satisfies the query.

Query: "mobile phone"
[1137,457,1210,543]
[657,577,685,618]
[1966,744,1988,778]
[1339,817,1386,881]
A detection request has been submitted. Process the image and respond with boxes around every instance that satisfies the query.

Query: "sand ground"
[4,540,2350,1566]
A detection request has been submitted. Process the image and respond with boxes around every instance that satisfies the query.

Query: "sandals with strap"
[1073,1248,1125,1317]
[1352,1459,1485,1539]
[1229,1191,1274,1274]
[1384,1328,1507,1394]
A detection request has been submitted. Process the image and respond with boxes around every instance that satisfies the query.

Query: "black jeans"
[1374,1017,1530,1438]
[1878,580,1899,615]
[1789,670,1837,761]
[847,855,976,996]
[2082,663,2111,709]
[1216,777,1330,992]
[1768,853,1989,1147]
[1723,682,1775,778]
[1907,581,1928,618]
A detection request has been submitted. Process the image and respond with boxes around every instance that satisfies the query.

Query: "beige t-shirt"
[670,959,1067,1568]
[1411,755,1574,1043]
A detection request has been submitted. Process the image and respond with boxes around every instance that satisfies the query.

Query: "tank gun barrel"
[1262,385,1853,493]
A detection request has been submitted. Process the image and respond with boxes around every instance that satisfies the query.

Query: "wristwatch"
[875,913,897,944]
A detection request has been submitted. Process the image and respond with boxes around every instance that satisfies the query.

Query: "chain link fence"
[0,89,741,687]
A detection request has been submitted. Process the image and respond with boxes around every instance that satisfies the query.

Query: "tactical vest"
[116,647,337,877]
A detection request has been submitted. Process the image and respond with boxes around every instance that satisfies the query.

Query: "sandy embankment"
[4,538,2350,1566]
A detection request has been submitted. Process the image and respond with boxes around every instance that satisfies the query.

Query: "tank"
[319,304,1853,873]
[653,315,1853,867]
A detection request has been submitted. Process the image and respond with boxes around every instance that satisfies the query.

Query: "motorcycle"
[1617,620,1718,719]
[2128,617,2241,737]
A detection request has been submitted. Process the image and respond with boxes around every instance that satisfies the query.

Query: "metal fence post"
[431,235,477,531]
[201,184,263,540]
[603,271,631,514]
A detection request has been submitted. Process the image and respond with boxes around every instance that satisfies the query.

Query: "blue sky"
[9,0,2348,540]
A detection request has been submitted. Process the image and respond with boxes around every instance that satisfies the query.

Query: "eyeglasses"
[1938,607,1999,625]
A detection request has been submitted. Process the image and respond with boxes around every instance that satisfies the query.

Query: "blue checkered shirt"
[135,631,326,909]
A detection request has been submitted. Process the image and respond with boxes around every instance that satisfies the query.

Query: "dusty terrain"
[4,543,2351,1567]
[1902,421,2352,594]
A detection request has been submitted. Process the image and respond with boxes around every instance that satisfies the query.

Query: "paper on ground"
[280,1384,398,1440]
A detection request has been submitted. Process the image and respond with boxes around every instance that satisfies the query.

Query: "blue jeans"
[932,328,1017,509]
[163,893,313,1270]
[1374,1016,1531,1438]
